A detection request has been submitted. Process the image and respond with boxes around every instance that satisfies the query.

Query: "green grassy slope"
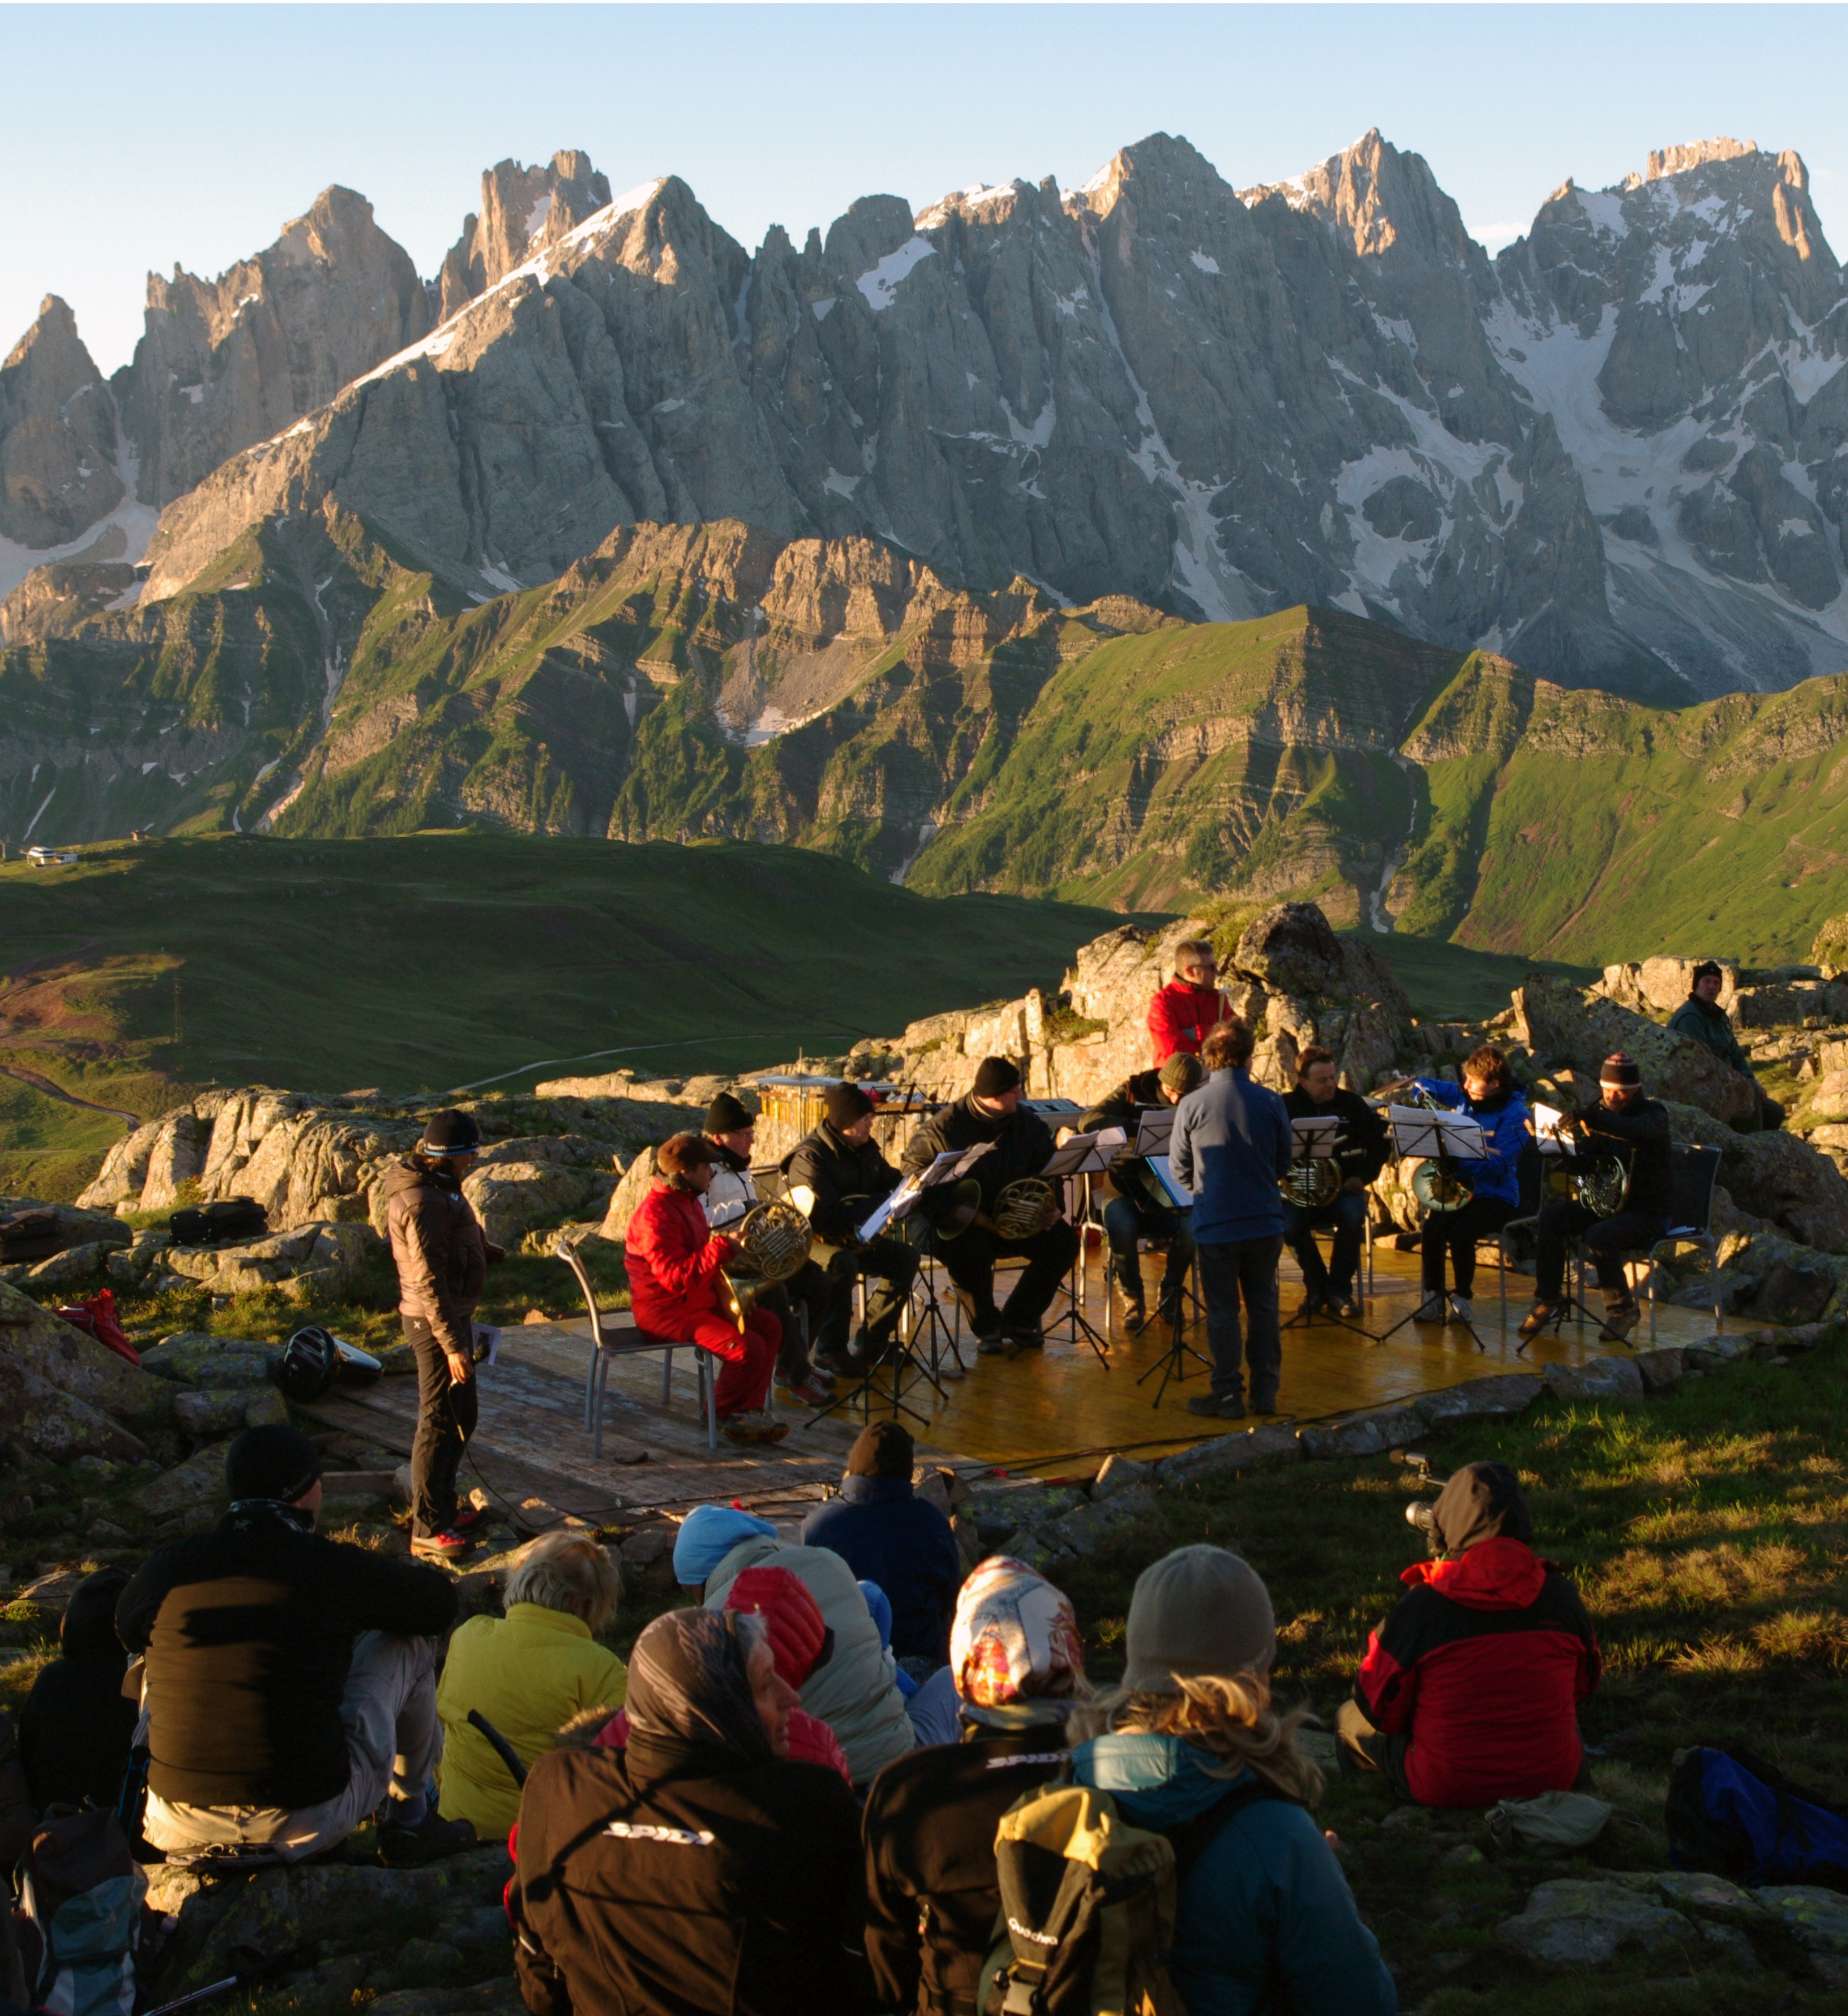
[0,835,1120,1118]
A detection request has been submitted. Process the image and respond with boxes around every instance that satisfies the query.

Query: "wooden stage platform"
[305,1240,1725,1526]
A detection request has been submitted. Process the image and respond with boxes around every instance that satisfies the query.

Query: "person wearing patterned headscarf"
[861,1558,1088,2016]
[510,1608,870,2016]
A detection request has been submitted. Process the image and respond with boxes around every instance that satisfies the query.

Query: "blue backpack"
[1666,1746,1848,1890]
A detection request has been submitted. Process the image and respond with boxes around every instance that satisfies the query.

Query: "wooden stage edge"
[305,1244,1728,1525]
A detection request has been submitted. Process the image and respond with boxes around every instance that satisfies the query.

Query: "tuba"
[1400,1084,1477,1216]
[716,1199,813,1334]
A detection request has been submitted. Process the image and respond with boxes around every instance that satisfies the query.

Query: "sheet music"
[1146,1153,1195,1209]
[859,1142,995,1239]
[1385,1105,1489,1161]
[1042,1131,1113,1179]
[1532,1102,1570,1157]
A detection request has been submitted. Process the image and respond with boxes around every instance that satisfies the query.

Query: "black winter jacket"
[1282,1087,1389,1188]
[1578,1096,1675,1218]
[383,1157,488,1357]
[116,1502,457,1810]
[19,1570,136,1815]
[900,1097,1054,1221]
[861,1725,1069,2016]
[512,1734,873,2016]
[781,1123,900,1248]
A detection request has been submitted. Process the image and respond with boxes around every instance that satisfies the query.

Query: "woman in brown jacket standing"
[384,1109,500,1560]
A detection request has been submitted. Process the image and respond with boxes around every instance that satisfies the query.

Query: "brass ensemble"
[933,1174,1059,1242]
[1280,1145,1343,1210]
[716,1198,813,1333]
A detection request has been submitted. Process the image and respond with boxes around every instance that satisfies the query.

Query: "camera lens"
[1406,1502,1437,1533]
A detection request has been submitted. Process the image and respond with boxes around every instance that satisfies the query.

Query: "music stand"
[1512,1106,1604,1352]
[1376,1107,1491,1351]
[1039,1133,1113,1367]
[1132,1151,1213,1405]
[1276,1116,1374,1339]
[800,1148,993,1431]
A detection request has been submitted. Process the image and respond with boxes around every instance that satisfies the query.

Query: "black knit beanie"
[706,1091,753,1134]
[1600,1052,1641,1088]
[419,1109,481,1153]
[225,1423,323,1504]
[1690,961,1723,987]
[825,1081,874,1128]
[972,1057,1022,1098]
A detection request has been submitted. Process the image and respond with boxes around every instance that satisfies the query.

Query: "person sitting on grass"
[510,1608,871,2016]
[116,1424,472,1865]
[625,1132,787,1447]
[1339,1462,1601,1811]
[1069,1545,1395,2016]
[435,1530,628,1842]
[1668,961,1784,1131]
[18,1565,137,1817]
[800,1422,963,1666]
[862,1557,1088,2016]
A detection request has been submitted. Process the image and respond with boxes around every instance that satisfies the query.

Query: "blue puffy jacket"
[1070,1732,1396,2016]
[1411,1079,1529,1208]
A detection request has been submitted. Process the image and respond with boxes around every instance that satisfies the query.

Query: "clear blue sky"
[5,3,1846,377]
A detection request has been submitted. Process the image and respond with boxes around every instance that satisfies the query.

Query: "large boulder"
[1496,1879,1693,1967]
[1597,957,1738,1015]
[220,1111,420,1229]
[1513,977,1760,1125]
[0,1282,167,1458]
[597,1153,655,1244]
[140,1333,281,1386]
[162,1220,385,1295]
[1717,1128,1848,1254]
[464,1159,612,1249]
[1228,904,1410,1092]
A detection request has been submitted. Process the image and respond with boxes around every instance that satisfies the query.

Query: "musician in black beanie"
[902,1057,1079,1356]
[1521,1053,1673,1342]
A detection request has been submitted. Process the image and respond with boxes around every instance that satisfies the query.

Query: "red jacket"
[624,1184,734,1334]
[1354,1537,1601,1809]
[1147,978,1233,1063]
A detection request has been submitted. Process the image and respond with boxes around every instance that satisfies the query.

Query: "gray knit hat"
[1122,1544,1276,1691]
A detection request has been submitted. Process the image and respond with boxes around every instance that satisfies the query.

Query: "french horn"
[716,1198,813,1334]
[1280,1150,1343,1210]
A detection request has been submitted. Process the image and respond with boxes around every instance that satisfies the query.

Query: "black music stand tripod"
[1375,1108,1489,1353]
[1037,1139,1113,1368]
[1512,1134,1608,1357]
[1279,1117,1374,1342]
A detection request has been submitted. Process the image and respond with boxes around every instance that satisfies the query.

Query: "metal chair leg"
[592,1349,607,1461]
[661,1347,674,1404]
[702,1355,717,1450]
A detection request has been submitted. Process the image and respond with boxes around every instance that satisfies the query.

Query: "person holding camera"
[1337,1463,1601,1809]
[383,1109,504,1563]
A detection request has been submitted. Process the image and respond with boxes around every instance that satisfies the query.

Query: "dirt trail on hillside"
[0,1061,140,1128]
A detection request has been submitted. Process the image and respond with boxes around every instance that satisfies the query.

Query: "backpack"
[1666,1746,1848,1891]
[979,1777,1290,2016]
[168,1197,268,1248]
[0,1207,72,1263]
[53,1291,140,1368]
[16,1807,147,2016]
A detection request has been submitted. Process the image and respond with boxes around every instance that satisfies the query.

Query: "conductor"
[903,1057,1079,1357]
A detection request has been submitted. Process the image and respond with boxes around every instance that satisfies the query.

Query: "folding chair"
[1632,1144,1724,1341]
[557,1235,716,1454]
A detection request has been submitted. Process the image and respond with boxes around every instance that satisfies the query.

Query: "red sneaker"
[411,1528,474,1561]
[449,1505,493,1535]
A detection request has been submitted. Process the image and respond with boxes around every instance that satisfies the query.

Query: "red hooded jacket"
[1147,978,1233,1064]
[624,1183,735,1335]
[1354,1537,1601,1809]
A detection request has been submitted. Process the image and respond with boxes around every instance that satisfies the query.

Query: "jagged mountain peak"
[1638,136,1759,184]
[0,294,128,555]
[1239,129,1477,275]
[436,147,614,318]
[4,294,99,388]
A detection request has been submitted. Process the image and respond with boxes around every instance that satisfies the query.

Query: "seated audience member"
[673,1504,779,1598]
[18,1565,136,1816]
[1669,962,1784,1130]
[1282,1045,1388,1320]
[862,1557,1088,2016]
[702,1090,834,1407]
[511,1609,870,2016]
[1339,1463,1601,1809]
[800,1422,962,1665]
[1078,1053,1202,1331]
[1070,1546,1396,2016]
[1148,939,1235,1065]
[1406,1049,1529,1326]
[626,1132,787,1447]
[703,1532,917,1787]
[0,1713,26,1870]
[436,1531,628,1841]
[115,1425,470,1865]
[722,1567,854,1785]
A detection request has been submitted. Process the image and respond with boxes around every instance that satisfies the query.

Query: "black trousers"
[812,1240,920,1359]
[1536,1202,1667,1301]
[928,1217,1081,1332]
[1420,1196,1516,1296]
[1199,1236,1283,1407]
[404,1315,477,1539]
[757,1261,831,1382]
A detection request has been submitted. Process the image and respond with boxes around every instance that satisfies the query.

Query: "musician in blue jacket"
[1407,1049,1529,1326]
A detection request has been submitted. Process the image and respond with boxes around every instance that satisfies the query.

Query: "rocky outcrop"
[117,185,435,509]
[1512,976,1762,1124]
[437,151,613,317]
[0,1281,168,1459]
[0,556,138,646]
[0,297,127,551]
[1597,957,1738,1015]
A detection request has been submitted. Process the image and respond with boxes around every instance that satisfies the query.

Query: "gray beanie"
[1122,1544,1276,1691]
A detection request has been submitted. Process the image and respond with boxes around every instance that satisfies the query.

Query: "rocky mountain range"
[3,129,1845,703]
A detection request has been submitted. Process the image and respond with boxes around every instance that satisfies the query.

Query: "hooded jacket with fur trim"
[1354,1536,1601,1809]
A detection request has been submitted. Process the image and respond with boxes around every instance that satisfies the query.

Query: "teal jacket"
[1070,1732,1396,2016]
[1667,996,1754,1077]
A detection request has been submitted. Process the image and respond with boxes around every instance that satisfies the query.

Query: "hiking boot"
[448,1504,493,1536]
[379,1807,476,1868]
[1518,1301,1561,1339]
[1599,1295,1641,1342]
[1335,1296,1364,1320]
[720,1410,791,1447]
[411,1528,473,1561]
[814,1346,869,1378]
[1413,1294,1448,1322]
[1186,1392,1247,1420]
[1447,1294,1474,1324]
[776,1378,834,1409]
[1003,1325,1044,1357]
[1294,1291,1326,1320]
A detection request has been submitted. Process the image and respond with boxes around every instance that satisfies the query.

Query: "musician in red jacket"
[1337,1462,1600,1808]
[624,1133,787,1446]
[1146,939,1235,1065]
